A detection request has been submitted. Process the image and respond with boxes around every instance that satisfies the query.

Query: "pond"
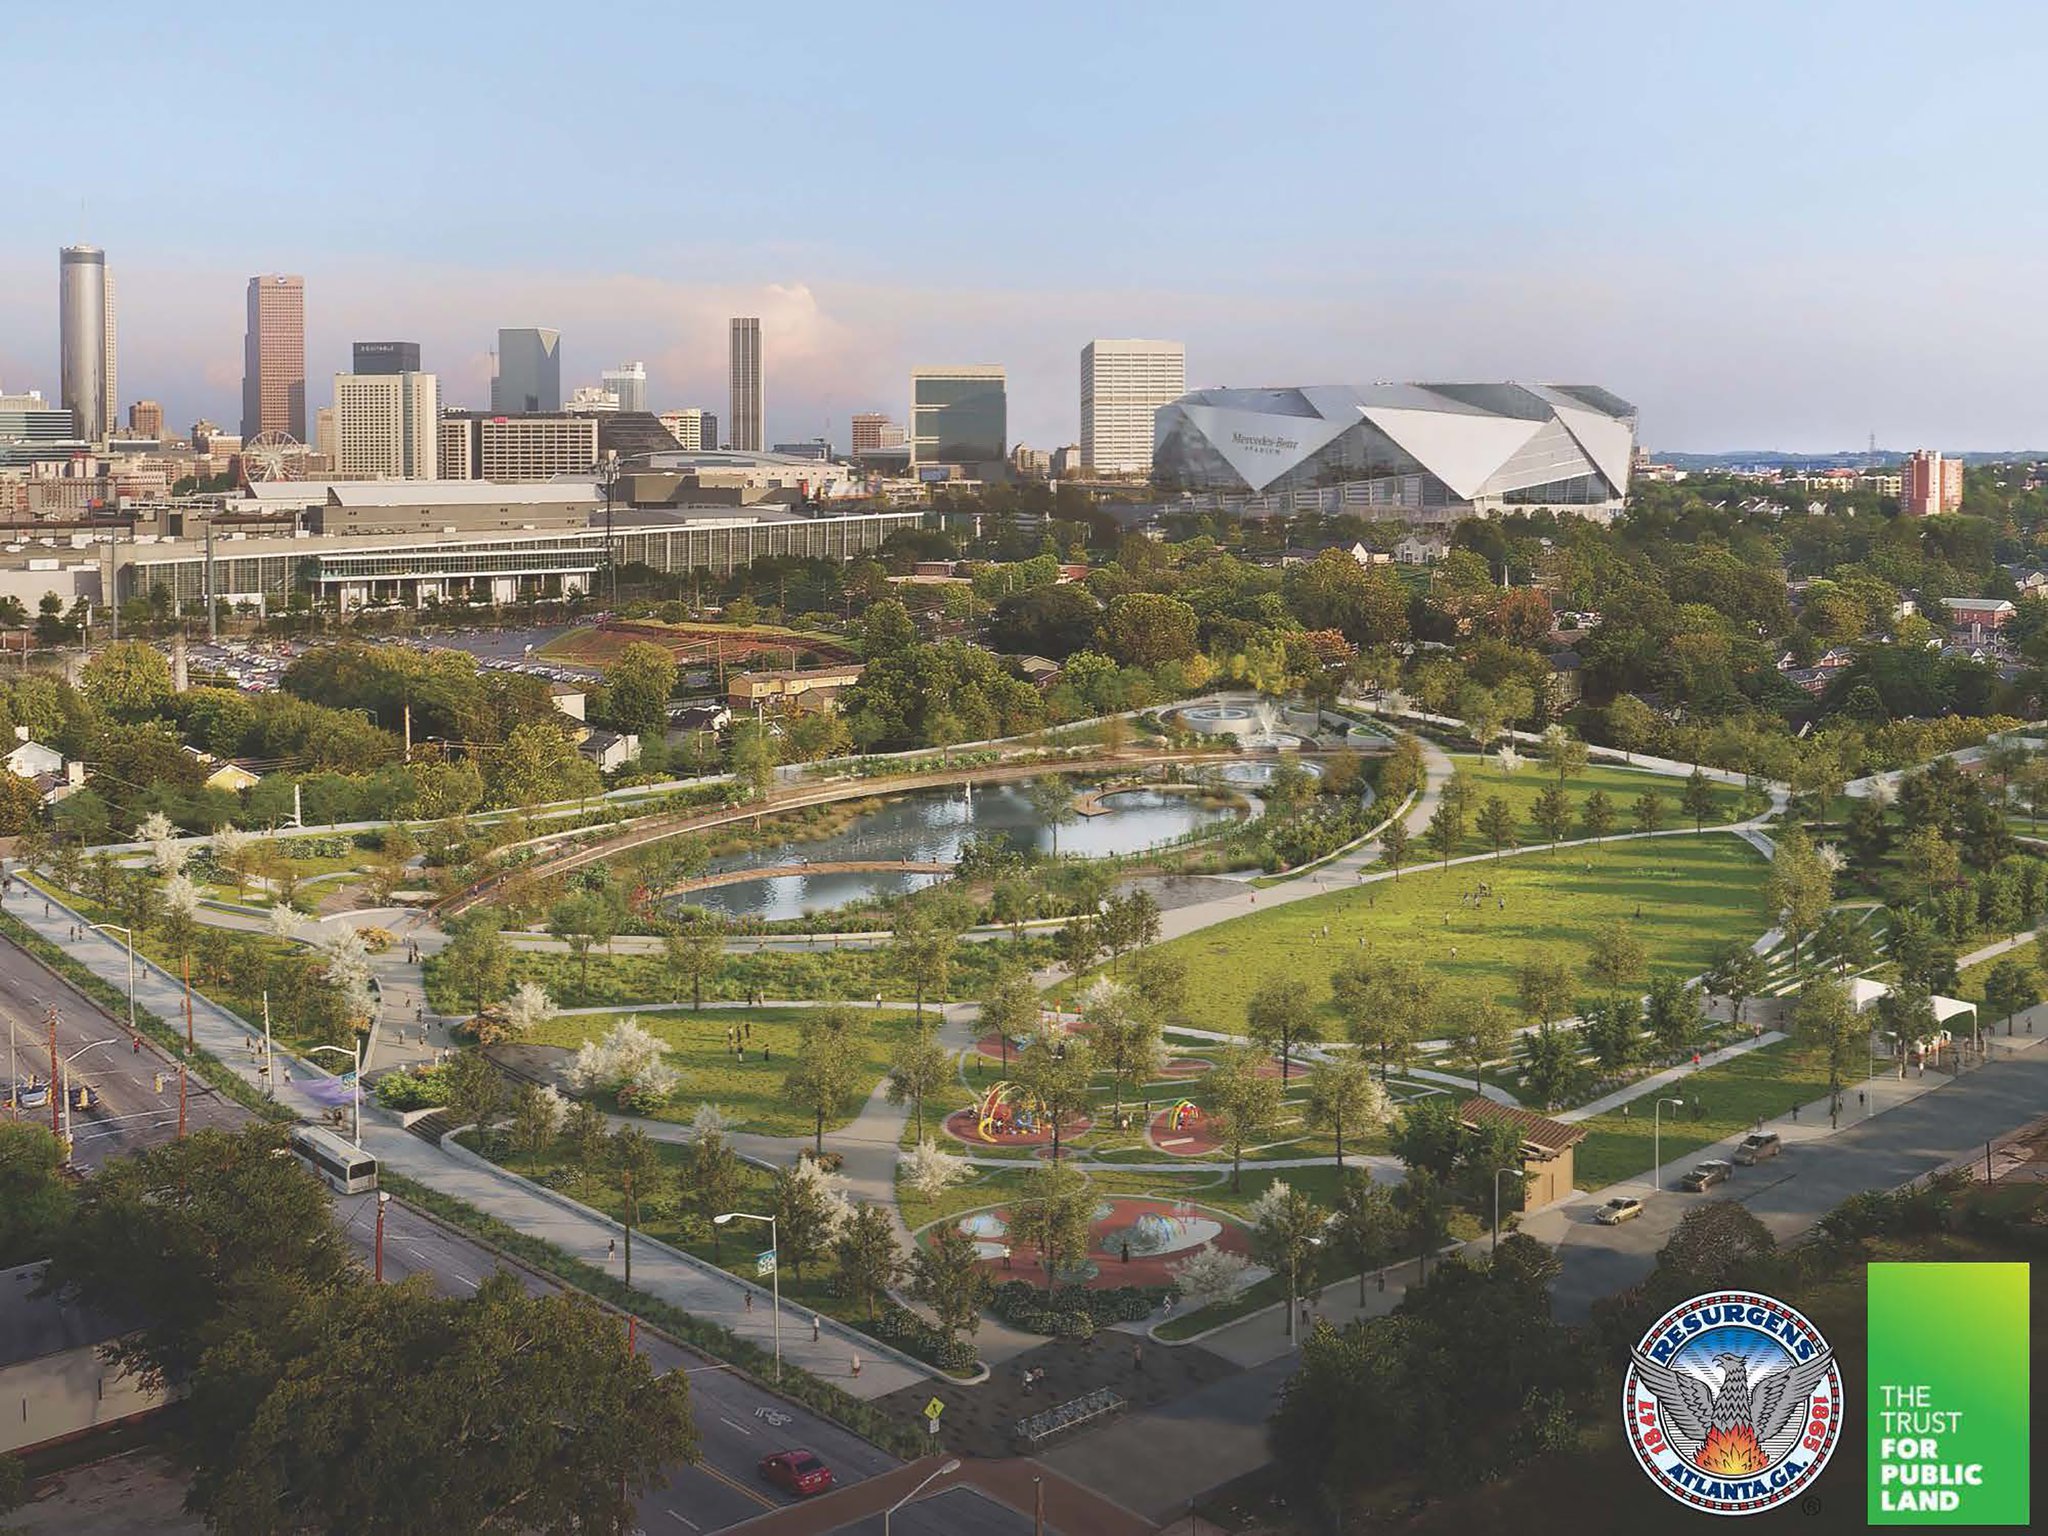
[670,779,1242,922]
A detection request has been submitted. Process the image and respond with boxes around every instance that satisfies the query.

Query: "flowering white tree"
[786,1153,852,1241]
[500,981,555,1040]
[211,825,255,894]
[1169,1246,1250,1310]
[1816,843,1847,879]
[267,902,307,944]
[1497,743,1524,775]
[159,873,202,923]
[567,1017,669,1093]
[898,1139,970,1202]
[137,812,188,876]
[688,1100,737,1140]
[532,1083,570,1133]
[1381,688,1411,717]
[1247,1178,1295,1230]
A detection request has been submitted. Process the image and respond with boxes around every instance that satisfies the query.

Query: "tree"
[1541,723,1588,787]
[1327,1172,1402,1302]
[1899,825,1962,894]
[1209,1047,1283,1190]
[1303,1056,1386,1169]
[1531,784,1572,848]
[884,1029,951,1140]
[603,642,679,737]
[1444,991,1512,1092]
[1516,957,1575,1027]
[1389,1096,1463,1181]
[1652,1200,1776,1292]
[772,1157,848,1283]
[1027,776,1078,856]
[908,1222,994,1340]
[1579,789,1615,844]
[1793,974,1858,1127]
[1682,768,1719,831]
[1475,794,1518,862]
[1096,889,1161,971]
[1378,817,1412,877]
[1769,826,1835,973]
[441,920,513,1015]
[1009,1157,1093,1291]
[1581,994,1641,1072]
[1054,914,1100,977]
[1646,972,1699,1057]
[1983,957,2040,1037]
[507,1082,565,1161]
[1333,953,1423,1081]
[680,1130,746,1260]
[0,1122,73,1267]
[548,893,618,988]
[487,721,603,809]
[445,1051,508,1146]
[890,911,955,1027]
[1168,1245,1251,1313]
[561,1100,611,1189]
[1519,1022,1579,1109]
[729,722,780,802]
[1585,920,1647,989]
[1607,694,1657,762]
[1014,1029,1095,1161]
[1630,790,1666,835]
[980,965,1041,1072]
[662,929,724,1010]
[1246,975,1323,1084]
[1704,939,1767,1028]
[782,1007,864,1155]
[1394,1166,1453,1281]
[80,639,173,719]
[1086,982,1163,1122]
[1425,800,1465,868]
[831,1202,902,1321]
[1250,1181,1328,1343]
[1096,592,1199,666]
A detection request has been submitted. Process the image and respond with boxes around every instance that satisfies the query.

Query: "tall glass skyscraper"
[911,365,1006,468]
[242,274,307,442]
[728,319,762,451]
[492,328,562,414]
[59,245,113,442]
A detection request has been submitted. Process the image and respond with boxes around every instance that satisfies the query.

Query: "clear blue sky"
[4,1,2045,452]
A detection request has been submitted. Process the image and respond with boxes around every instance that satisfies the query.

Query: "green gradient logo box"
[1868,1262,2030,1526]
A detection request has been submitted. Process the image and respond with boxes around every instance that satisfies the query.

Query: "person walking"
[745,1290,753,1311]
[850,1351,861,1379]
[608,1237,616,1263]
[1131,1342,1144,1373]
[812,1313,821,1342]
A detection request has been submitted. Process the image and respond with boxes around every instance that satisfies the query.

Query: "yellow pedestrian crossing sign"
[923,1397,945,1422]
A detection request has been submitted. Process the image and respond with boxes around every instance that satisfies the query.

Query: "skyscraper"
[602,361,647,414]
[59,245,112,442]
[658,408,717,452]
[851,412,905,453]
[333,371,439,479]
[911,365,1006,469]
[1081,339,1185,476]
[492,328,561,414]
[128,400,163,440]
[101,269,118,440]
[352,341,422,376]
[242,274,306,442]
[1902,449,1964,516]
[728,318,762,451]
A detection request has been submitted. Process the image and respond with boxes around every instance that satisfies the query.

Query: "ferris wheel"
[242,431,304,483]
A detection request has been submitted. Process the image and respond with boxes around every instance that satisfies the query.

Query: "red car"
[758,1449,834,1497]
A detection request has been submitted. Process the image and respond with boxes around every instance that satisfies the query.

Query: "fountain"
[1241,698,1309,752]
[1175,702,1257,737]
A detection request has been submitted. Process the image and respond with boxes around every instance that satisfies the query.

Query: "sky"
[4,2,2047,454]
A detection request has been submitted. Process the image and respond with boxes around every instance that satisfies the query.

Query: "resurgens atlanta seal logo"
[1624,1289,1843,1515]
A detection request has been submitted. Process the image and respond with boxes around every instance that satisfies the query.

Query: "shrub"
[375,1065,452,1110]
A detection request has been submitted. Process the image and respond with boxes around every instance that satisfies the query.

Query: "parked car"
[1733,1131,1782,1165]
[12,1078,49,1109]
[1680,1160,1733,1192]
[1595,1196,1644,1225]
[758,1450,834,1497]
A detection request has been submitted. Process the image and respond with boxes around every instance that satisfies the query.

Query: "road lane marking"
[694,1462,774,1510]
[665,1512,698,1530]
[718,1415,752,1435]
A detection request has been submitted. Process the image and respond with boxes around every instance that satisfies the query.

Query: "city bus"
[288,1124,379,1194]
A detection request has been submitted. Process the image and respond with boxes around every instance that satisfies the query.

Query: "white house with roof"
[4,740,61,779]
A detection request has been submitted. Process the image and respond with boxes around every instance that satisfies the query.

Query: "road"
[0,931,901,1533]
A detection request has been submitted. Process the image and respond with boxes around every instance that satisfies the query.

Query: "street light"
[57,1039,116,1152]
[713,1210,780,1382]
[305,1040,363,1148]
[88,922,137,1038]
[1652,1097,1686,1192]
[1491,1166,1520,1252]
[883,1458,963,1535]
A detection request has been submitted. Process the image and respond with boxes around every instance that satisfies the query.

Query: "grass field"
[1569,1036,1886,1188]
[527,1004,920,1138]
[1112,834,1772,1035]
[1436,753,1748,858]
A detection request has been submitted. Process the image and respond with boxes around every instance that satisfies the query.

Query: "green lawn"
[528,1005,920,1138]
[1112,835,1772,1035]
[1438,753,1747,858]
[1570,1037,1885,1189]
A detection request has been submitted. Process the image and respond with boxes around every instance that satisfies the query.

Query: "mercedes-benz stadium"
[1152,382,1637,523]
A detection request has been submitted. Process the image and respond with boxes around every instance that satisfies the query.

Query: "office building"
[314,406,336,463]
[0,390,79,466]
[492,327,562,414]
[1902,449,1964,517]
[567,386,621,413]
[242,275,307,442]
[1081,339,1184,475]
[772,439,832,462]
[333,371,439,479]
[658,409,717,452]
[728,318,762,451]
[911,365,1006,469]
[1153,382,1637,524]
[101,271,118,441]
[1052,444,1085,478]
[59,246,114,443]
[602,362,647,414]
[439,412,598,482]
[127,400,164,440]
[1011,444,1051,478]
[850,412,905,453]
[352,341,421,376]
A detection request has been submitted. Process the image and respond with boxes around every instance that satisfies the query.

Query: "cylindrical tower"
[59,245,108,442]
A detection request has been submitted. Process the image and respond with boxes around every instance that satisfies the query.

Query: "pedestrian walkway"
[0,880,928,1400]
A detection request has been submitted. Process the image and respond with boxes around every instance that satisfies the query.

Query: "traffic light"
[153,1073,165,1093]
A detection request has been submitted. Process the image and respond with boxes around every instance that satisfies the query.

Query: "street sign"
[922,1397,945,1422]
[755,1248,777,1277]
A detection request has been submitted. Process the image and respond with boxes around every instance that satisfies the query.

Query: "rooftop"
[1458,1096,1587,1155]
[0,1263,139,1371]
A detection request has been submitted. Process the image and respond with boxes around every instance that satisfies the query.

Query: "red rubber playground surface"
[942,1104,1095,1149]
[1146,1102,1221,1156]
[939,1195,1251,1288]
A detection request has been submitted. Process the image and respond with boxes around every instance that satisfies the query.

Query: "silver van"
[1733,1131,1782,1165]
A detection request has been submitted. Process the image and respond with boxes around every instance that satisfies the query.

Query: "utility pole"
[45,1005,60,1137]
[403,701,412,763]
[177,1060,187,1138]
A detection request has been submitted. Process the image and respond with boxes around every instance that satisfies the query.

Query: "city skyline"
[7,4,2048,452]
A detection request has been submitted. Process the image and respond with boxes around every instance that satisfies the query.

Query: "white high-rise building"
[602,362,647,414]
[1081,338,1185,476]
[659,408,718,452]
[332,371,439,480]
[59,245,113,443]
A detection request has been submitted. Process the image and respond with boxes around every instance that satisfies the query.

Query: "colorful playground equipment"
[976,1081,1048,1140]
[1165,1099,1200,1132]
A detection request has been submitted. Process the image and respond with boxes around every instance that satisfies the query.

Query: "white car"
[1595,1196,1644,1226]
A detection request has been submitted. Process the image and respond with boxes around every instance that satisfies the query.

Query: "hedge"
[989,1280,1173,1336]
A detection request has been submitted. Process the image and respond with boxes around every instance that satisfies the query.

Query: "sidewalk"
[0,880,928,1401]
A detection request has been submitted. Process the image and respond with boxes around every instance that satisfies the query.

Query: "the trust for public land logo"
[1624,1289,1844,1515]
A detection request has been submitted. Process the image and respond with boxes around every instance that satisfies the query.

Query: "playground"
[945,1080,1096,1148]
[1146,1099,1223,1156]
[941,1195,1252,1288]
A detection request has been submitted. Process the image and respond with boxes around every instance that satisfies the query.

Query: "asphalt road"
[832,1486,1041,1534]
[1546,1047,2048,1317]
[0,932,900,1533]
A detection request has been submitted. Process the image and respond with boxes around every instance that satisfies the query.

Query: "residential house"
[4,740,62,779]
[1348,542,1393,566]
[727,663,865,714]
[549,682,588,722]
[576,730,640,772]
[180,748,261,793]
[1394,534,1449,566]
[1941,598,2015,644]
